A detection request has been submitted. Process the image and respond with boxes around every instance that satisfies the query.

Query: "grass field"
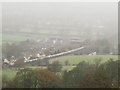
[49,55,118,65]
[2,33,63,42]
[2,34,31,42]
[2,68,17,80]
[2,34,39,42]
[2,31,83,43]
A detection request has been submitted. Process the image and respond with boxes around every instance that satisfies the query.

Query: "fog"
[2,2,118,41]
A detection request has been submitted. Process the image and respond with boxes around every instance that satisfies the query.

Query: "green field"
[49,55,118,65]
[2,34,31,42]
[2,34,39,42]
[2,68,17,80]
[2,33,62,42]
[2,31,83,42]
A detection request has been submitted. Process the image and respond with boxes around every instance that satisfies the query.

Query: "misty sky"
[2,2,118,39]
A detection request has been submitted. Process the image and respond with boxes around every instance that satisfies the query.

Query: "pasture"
[2,68,17,80]
[2,31,82,43]
[49,55,118,65]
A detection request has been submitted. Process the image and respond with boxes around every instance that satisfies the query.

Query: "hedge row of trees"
[3,59,119,88]
[63,59,119,88]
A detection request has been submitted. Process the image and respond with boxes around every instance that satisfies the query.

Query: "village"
[2,37,98,67]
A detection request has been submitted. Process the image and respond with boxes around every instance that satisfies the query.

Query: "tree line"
[3,58,119,88]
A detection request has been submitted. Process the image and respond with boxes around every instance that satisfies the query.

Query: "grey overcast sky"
[2,2,118,39]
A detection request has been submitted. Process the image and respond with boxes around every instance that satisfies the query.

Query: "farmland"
[49,55,118,65]
[2,33,42,42]
[2,30,84,43]
[2,68,17,80]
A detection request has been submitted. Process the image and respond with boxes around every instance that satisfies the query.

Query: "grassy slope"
[2,68,17,80]
[2,31,82,42]
[49,55,118,65]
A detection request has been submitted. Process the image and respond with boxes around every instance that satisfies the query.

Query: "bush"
[47,61,62,72]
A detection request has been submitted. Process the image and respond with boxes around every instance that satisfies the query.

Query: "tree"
[94,58,102,67]
[2,43,23,59]
[63,60,118,88]
[83,39,111,54]
[79,65,112,88]
[94,39,111,54]
[6,68,62,88]
[42,59,49,66]
[47,61,62,72]
[64,60,69,66]
[104,59,119,87]
[63,61,90,88]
